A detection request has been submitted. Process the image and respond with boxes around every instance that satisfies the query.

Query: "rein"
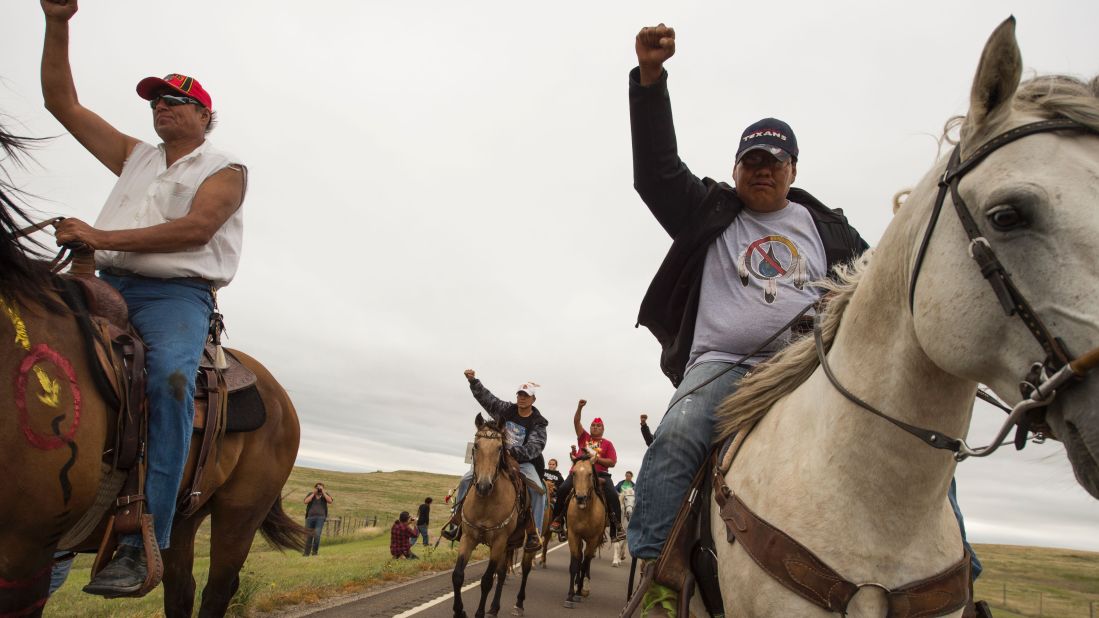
[12,216,86,273]
[822,118,1099,461]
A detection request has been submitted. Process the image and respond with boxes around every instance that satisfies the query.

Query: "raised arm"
[640,413,654,446]
[464,369,511,423]
[630,23,709,237]
[40,0,138,176]
[573,399,587,438]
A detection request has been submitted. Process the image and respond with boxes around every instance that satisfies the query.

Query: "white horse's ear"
[476,413,485,429]
[964,16,1022,149]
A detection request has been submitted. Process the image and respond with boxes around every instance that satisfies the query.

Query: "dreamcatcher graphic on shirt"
[737,235,809,304]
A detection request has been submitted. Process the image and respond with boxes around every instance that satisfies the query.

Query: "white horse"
[612,487,635,567]
[709,18,1099,617]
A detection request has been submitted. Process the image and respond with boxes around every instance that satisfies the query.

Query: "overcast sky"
[3,1,1097,552]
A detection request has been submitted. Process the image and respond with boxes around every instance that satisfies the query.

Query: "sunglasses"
[738,150,792,169]
[149,94,203,109]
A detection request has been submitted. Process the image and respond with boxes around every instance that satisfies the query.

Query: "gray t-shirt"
[687,201,827,371]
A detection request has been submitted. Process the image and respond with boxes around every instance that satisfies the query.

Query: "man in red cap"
[40,0,247,598]
[548,399,626,542]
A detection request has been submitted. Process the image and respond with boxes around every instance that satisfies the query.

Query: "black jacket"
[630,68,870,386]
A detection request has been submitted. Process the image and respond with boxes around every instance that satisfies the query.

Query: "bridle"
[463,426,518,533]
[471,427,506,490]
[820,118,1099,461]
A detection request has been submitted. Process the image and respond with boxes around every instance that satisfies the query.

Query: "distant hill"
[285,466,462,524]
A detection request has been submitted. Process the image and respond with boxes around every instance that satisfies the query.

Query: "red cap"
[591,417,604,425]
[136,73,212,109]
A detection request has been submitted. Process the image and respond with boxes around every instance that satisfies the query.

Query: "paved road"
[295,540,635,618]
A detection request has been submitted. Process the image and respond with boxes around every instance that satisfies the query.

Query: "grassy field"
[44,468,1099,617]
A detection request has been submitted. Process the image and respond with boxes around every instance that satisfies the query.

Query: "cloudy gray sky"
[4,1,1097,552]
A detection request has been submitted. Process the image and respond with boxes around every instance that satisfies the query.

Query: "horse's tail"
[259,494,308,553]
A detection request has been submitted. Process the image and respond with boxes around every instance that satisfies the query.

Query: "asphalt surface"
[281,539,635,618]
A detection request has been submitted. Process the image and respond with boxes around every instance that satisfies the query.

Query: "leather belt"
[100,267,214,288]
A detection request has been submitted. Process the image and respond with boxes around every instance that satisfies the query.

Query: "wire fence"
[982,582,1099,617]
[322,515,379,537]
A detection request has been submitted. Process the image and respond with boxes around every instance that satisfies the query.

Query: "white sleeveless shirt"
[93,140,246,288]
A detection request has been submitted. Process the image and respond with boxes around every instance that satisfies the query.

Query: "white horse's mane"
[713,73,1099,444]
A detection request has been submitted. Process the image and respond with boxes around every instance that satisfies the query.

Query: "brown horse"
[563,456,604,608]
[451,414,540,618]
[0,126,304,618]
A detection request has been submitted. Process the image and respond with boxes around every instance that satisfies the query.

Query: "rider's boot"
[610,512,627,542]
[639,559,677,618]
[83,544,148,598]
[523,504,542,551]
[440,501,463,542]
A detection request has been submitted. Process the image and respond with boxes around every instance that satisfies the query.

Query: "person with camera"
[303,483,334,556]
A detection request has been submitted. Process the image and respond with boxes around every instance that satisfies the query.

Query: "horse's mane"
[714,253,871,442]
[0,123,65,313]
[943,74,1099,147]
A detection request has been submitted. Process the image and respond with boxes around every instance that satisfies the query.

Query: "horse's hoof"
[580,589,590,597]
[612,561,620,567]
[510,607,524,616]
[563,599,575,609]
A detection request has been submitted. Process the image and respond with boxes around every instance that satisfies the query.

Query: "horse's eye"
[987,205,1027,231]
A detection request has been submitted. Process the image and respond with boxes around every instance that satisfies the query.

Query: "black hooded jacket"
[630,67,870,386]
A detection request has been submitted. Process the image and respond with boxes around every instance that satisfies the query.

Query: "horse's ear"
[964,16,1022,149]
[475,413,485,429]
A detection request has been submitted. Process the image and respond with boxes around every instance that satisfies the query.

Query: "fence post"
[373,515,377,527]
[1090,599,1096,618]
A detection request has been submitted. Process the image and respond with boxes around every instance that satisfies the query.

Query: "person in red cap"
[548,399,626,542]
[40,0,248,598]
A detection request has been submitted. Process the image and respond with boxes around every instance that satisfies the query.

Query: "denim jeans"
[304,516,326,555]
[101,274,213,550]
[457,461,546,534]
[49,552,74,595]
[950,477,983,579]
[417,524,429,546]
[629,362,749,560]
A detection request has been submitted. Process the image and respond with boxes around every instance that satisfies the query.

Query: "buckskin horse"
[0,127,304,617]
[563,455,604,608]
[703,18,1099,617]
[451,414,540,618]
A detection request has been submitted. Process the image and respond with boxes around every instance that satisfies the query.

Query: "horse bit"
[819,118,1099,462]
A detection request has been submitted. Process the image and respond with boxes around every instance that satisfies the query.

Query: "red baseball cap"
[591,417,604,425]
[136,73,213,109]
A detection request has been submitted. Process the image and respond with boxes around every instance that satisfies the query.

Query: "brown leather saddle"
[55,250,266,596]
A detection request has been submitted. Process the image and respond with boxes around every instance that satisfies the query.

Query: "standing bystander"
[303,483,333,556]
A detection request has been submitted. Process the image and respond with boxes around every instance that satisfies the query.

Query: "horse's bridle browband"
[822,118,1099,461]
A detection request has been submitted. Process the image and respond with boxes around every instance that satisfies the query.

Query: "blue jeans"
[950,478,982,579]
[417,524,429,546]
[304,516,326,555]
[102,274,213,550]
[457,461,546,534]
[49,552,74,595]
[629,362,749,560]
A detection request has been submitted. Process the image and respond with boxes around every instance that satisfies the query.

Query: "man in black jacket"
[626,24,870,608]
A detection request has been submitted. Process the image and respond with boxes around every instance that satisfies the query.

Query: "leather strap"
[713,471,971,616]
[179,366,227,517]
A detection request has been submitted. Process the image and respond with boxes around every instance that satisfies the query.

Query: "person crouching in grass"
[390,512,420,559]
